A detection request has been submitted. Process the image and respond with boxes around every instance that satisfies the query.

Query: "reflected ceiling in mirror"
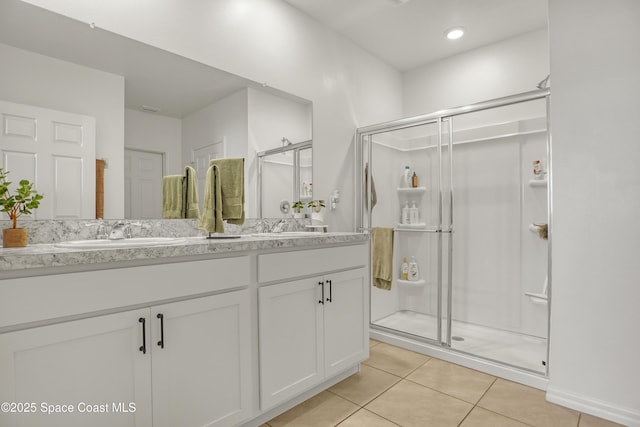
[0,0,312,220]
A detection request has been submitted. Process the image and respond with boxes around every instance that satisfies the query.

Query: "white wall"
[248,87,312,218]
[0,42,125,219]
[124,108,182,175]
[21,0,404,231]
[182,88,249,214]
[547,0,640,425]
[403,29,549,122]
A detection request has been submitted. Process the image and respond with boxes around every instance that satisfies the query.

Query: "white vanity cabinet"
[0,257,252,427]
[257,245,369,410]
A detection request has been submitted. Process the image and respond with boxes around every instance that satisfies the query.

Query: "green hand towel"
[209,158,245,225]
[198,164,224,233]
[372,227,394,290]
[184,165,200,219]
[162,175,185,219]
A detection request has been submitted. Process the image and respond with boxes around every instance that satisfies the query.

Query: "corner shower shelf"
[528,179,547,187]
[395,223,427,231]
[397,186,426,193]
[397,279,426,286]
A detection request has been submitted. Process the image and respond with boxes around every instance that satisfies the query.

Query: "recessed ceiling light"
[445,27,465,40]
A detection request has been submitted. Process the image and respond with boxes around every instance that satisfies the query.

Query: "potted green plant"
[307,199,325,213]
[0,168,44,248]
[307,199,325,225]
[292,200,306,218]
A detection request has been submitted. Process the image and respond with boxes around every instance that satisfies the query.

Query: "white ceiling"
[284,0,548,71]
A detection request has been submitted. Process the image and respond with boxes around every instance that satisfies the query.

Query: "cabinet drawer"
[0,256,250,329]
[258,244,367,283]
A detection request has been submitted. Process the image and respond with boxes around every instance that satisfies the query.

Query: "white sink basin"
[55,237,187,249]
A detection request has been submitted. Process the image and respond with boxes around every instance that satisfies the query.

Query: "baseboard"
[546,385,640,427]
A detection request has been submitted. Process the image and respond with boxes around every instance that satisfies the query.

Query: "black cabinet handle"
[326,279,333,303]
[138,317,146,354]
[157,313,164,349]
[318,281,324,304]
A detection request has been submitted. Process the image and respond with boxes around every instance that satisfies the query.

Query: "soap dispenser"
[401,257,409,280]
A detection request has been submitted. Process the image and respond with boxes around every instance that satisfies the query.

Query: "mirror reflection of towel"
[162,175,185,219]
[184,165,200,219]
[198,164,224,233]
[365,163,377,210]
[209,158,245,225]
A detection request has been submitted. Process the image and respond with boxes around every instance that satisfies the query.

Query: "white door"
[323,268,369,377]
[0,310,152,427]
[151,290,252,427]
[124,149,163,219]
[258,278,324,410]
[0,100,96,219]
[192,140,225,213]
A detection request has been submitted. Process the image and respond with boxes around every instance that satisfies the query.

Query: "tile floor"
[263,340,624,427]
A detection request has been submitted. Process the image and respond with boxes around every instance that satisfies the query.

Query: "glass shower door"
[361,120,451,346]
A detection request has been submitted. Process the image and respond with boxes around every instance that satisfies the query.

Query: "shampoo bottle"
[409,200,419,224]
[402,201,410,224]
[403,166,411,188]
[408,256,419,281]
[401,257,409,280]
[411,172,419,188]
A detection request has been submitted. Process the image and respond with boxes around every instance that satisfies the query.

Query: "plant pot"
[311,211,324,225]
[3,228,28,248]
[293,212,306,219]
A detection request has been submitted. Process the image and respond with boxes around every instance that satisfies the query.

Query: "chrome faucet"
[96,221,109,240]
[109,221,132,240]
[270,218,288,233]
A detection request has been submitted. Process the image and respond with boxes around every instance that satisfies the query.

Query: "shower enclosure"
[356,89,551,378]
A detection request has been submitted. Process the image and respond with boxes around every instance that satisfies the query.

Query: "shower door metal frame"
[356,88,551,369]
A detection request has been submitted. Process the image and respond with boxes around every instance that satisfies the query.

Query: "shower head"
[536,74,550,89]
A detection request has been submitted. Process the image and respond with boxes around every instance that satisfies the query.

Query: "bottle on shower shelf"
[412,172,419,188]
[401,257,409,280]
[409,200,419,224]
[408,256,419,281]
[402,201,410,225]
[402,165,411,188]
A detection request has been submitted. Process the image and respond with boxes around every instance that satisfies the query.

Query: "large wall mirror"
[0,0,312,221]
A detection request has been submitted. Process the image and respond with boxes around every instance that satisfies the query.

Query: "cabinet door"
[151,290,252,427]
[323,268,369,378]
[258,278,324,410]
[0,309,152,427]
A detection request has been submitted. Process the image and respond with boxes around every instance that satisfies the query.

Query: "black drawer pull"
[318,281,324,304]
[157,313,164,348]
[138,317,146,354]
[326,279,332,303]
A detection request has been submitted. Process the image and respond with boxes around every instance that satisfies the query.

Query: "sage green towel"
[209,158,245,225]
[198,164,224,233]
[184,165,200,219]
[372,227,394,290]
[162,175,185,219]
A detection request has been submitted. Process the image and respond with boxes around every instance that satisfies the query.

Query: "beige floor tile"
[407,358,496,404]
[267,391,359,427]
[337,409,399,427]
[579,413,626,427]
[365,379,473,427]
[460,407,531,427]
[478,379,579,427]
[329,364,401,406]
[363,342,430,377]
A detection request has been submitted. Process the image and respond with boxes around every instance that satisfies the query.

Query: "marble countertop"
[0,232,368,277]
